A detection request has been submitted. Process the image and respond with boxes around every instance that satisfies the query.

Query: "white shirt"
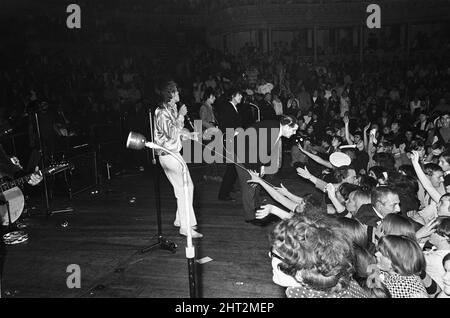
[230,101,238,114]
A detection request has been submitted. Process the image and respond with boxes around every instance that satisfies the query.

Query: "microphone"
[179,103,195,130]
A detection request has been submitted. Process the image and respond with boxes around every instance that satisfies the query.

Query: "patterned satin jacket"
[154,103,185,155]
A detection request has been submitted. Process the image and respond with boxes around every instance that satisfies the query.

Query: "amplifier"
[66,151,98,197]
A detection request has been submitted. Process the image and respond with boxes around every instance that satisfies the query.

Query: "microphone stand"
[140,109,177,254]
[248,103,261,122]
[34,111,73,216]
[34,112,51,215]
[127,131,197,298]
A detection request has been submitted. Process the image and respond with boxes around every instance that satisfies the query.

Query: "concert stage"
[1,163,315,298]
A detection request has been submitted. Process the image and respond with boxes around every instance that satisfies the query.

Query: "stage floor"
[1,163,316,298]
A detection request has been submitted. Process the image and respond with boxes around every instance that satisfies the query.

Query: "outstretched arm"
[247,170,299,212]
[296,166,327,192]
[363,122,372,152]
[325,183,346,214]
[274,183,303,203]
[298,144,333,169]
[344,116,353,145]
[411,150,442,203]
[255,204,293,220]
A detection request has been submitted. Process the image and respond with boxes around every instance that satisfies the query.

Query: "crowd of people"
[1,7,449,296]
[189,47,448,297]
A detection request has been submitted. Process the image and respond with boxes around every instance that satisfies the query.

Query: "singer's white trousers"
[159,152,197,230]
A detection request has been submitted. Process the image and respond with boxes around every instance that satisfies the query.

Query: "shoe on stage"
[179,228,203,239]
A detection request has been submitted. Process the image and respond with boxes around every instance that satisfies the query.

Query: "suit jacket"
[237,120,282,174]
[355,204,382,228]
[216,100,242,132]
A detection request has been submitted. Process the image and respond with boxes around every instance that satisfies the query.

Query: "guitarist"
[0,144,43,231]
[0,144,42,185]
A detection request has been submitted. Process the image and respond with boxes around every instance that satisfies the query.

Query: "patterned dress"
[381,272,428,298]
[286,280,369,298]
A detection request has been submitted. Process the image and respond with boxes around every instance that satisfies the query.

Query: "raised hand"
[246,169,262,184]
[364,122,372,131]
[410,150,420,164]
[343,115,349,125]
[415,218,438,241]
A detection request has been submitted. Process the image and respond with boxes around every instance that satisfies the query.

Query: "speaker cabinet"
[67,151,98,197]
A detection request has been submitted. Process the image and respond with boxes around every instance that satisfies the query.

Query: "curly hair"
[270,214,354,293]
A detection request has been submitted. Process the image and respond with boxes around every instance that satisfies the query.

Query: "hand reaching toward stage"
[296,166,312,181]
[255,204,272,219]
[28,167,43,186]
[274,183,289,196]
[256,204,293,220]
[416,219,438,242]
[247,169,262,185]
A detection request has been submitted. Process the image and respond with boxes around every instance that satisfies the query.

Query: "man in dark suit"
[234,115,298,223]
[355,186,401,245]
[216,87,244,201]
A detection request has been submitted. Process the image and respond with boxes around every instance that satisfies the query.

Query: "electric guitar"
[0,162,73,225]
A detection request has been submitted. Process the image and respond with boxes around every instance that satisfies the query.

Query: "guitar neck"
[0,167,50,193]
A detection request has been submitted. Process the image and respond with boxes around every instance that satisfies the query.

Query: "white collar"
[230,101,238,112]
[276,124,283,144]
[372,206,384,220]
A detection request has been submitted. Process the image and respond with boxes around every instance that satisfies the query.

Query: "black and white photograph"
[0,0,449,304]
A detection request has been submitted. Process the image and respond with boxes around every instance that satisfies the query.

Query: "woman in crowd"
[375,235,429,298]
[270,213,368,298]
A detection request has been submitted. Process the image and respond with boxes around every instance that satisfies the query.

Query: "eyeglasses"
[268,248,285,262]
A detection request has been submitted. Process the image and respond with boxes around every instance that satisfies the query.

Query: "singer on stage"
[154,80,203,239]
